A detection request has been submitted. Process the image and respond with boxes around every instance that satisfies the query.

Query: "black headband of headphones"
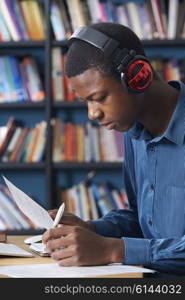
[68,26,137,74]
[68,26,154,93]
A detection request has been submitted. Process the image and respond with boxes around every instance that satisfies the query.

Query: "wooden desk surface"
[0,235,143,278]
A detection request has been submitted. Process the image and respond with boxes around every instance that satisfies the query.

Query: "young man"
[43,23,185,275]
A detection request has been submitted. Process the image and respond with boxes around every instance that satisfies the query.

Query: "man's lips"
[100,121,115,130]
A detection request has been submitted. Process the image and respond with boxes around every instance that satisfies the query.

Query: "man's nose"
[88,103,102,121]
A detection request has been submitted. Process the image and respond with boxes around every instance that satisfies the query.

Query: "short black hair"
[65,22,146,81]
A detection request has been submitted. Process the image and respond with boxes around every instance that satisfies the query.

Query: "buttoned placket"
[146,142,157,229]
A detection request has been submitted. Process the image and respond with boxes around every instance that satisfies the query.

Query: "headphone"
[68,26,154,93]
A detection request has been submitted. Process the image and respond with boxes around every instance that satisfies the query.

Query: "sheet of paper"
[3,176,53,229]
[0,263,155,278]
[0,243,34,257]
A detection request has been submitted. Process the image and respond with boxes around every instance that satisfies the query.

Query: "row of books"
[52,119,124,163]
[0,184,34,230]
[52,49,76,102]
[150,57,185,82]
[50,0,185,41]
[60,180,129,221]
[0,0,45,41]
[52,48,185,103]
[0,51,184,104]
[1,0,184,42]
[0,55,45,103]
[0,117,46,163]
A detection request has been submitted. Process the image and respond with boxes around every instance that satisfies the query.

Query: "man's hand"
[48,209,95,231]
[42,225,124,266]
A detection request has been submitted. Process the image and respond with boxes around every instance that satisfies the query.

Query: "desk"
[0,235,143,278]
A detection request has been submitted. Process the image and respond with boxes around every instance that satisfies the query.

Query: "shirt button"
[150,184,155,190]
[148,145,155,152]
[148,219,153,226]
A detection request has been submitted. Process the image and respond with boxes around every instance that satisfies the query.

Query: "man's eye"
[96,95,107,102]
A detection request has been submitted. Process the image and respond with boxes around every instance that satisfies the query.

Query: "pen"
[24,203,65,245]
[53,202,65,227]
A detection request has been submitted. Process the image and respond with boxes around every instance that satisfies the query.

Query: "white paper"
[3,176,53,229]
[29,243,48,254]
[0,263,155,278]
[0,243,34,257]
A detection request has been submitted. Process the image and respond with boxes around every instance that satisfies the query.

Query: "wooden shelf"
[0,39,184,49]
[0,162,45,170]
[0,40,45,48]
[53,39,185,48]
[0,101,45,109]
[54,162,122,169]
[142,39,185,47]
[53,101,87,108]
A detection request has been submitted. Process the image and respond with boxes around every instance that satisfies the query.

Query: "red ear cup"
[126,59,154,93]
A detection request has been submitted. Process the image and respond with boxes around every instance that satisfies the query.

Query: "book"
[52,118,63,162]
[65,0,87,31]
[19,59,32,101]
[91,183,110,216]
[0,0,20,41]
[0,56,15,102]
[51,48,65,101]
[167,0,179,39]
[4,0,26,40]
[176,0,185,38]
[125,2,143,40]
[87,185,99,219]
[12,0,29,40]
[78,183,91,221]
[1,127,22,162]
[50,0,66,41]
[150,0,165,39]
[0,117,15,157]
[116,4,129,28]
[26,0,45,40]
[7,56,25,102]
[0,10,11,41]
[86,0,102,23]
[159,0,168,37]
[19,0,45,40]
[31,121,46,162]
[9,127,29,162]
[56,0,72,38]
[76,124,84,162]
[21,57,45,102]
[145,0,159,39]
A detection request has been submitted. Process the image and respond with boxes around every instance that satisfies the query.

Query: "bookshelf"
[0,0,185,218]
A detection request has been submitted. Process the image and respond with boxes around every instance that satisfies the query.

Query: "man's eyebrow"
[86,90,106,100]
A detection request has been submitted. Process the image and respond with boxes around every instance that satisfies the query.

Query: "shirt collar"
[129,81,185,145]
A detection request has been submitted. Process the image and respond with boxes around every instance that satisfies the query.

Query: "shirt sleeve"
[123,236,185,275]
[90,132,143,238]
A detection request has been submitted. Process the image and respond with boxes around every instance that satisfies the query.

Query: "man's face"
[70,68,144,132]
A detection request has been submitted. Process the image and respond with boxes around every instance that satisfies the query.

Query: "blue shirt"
[91,81,185,275]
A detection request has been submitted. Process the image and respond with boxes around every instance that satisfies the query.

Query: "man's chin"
[115,123,131,132]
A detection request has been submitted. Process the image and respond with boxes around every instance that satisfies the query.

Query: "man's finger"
[46,236,72,252]
[42,225,75,243]
[50,246,75,261]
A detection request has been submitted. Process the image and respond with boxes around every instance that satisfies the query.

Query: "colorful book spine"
[50,0,66,40]
[5,0,25,39]
[22,57,45,101]
[12,0,29,40]
[0,10,11,41]
[8,56,25,102]
[0,0,20,41]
